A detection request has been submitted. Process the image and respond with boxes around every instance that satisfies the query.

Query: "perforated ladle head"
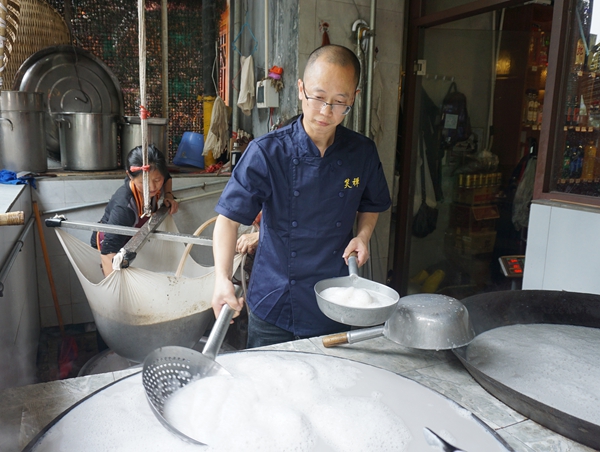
[142,304,234,445]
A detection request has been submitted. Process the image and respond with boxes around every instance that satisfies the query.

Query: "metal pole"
[231,0,241,134]
[0,0,7,89]
[264,0,269,73]
[161,0,169,120]
[0,216,35,297]
[138,0,151,215]
[364,0,377,139]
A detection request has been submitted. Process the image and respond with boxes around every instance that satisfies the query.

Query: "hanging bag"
[440,82,472,148]
[412,135,439,238]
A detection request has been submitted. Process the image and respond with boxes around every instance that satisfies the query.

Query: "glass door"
[396,3,554,298]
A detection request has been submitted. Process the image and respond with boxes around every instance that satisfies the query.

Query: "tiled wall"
[0,185,39,389]
[32,176,230,328]
[299,0,405,283]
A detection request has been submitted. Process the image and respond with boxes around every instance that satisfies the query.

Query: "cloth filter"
[54,216,242,355]
[203,96,228,160]
[237,55,255,116]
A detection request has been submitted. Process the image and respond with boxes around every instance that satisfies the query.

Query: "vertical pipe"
[138,0,150,215]
[232,0,241,134]
[264,0,269,74]
[202,0,217,167]
[161,0,169,120]
[364,0,377,139]
[0,0,7,89]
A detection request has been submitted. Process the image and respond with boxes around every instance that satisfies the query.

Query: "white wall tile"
[40,304,72,329]
[36,254,71,308]
[72,301,94,325]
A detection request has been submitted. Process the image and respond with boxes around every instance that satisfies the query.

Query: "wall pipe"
[0,215,35,297]
[231,0,241,134]
[264,0,269,74]
[364,0,377,139]
[161,0,169,120]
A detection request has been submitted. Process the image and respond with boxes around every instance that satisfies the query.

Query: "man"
[212,44,391,348]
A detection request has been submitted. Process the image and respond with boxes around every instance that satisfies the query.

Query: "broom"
[33,201,78,379]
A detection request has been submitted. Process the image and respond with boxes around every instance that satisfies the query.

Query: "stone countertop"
[0,336,595,452]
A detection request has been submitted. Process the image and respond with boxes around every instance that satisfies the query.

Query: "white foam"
[164,353,412,450]
[320,287,394,308]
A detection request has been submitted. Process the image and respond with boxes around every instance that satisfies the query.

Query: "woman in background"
[91,144,178,276]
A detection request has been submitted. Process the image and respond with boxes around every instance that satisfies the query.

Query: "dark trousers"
[246,309,303,349]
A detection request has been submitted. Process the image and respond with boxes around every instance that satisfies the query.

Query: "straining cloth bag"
[55,215,242,326]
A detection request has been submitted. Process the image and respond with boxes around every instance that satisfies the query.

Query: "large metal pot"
[55,112,118,170]
[0,91,47,172]
[120,116,168,168]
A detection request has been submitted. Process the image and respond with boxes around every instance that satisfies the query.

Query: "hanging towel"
[203,96,229,159]
[237,55,255,115]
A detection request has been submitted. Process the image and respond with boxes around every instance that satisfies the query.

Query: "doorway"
[392,1,553,298]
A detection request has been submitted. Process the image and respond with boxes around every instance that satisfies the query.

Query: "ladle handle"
[322,326,385,348]
[348,251,359,276]
[203,303,235,360]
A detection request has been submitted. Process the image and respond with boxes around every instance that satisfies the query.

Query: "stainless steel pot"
[120,116,168,168]
[0,91,47,172]
[55,112,118,170]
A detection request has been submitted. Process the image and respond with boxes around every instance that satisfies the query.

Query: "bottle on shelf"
[582,140,597,180]
[575,38,586,72]
[578,95,588,127]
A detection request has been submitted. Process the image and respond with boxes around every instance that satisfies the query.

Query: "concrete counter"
[0,336,595,451]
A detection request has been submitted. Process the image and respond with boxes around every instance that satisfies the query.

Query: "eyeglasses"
[302,82,353,116]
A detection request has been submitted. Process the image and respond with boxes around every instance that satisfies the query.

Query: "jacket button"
[293,190,300,196]
[338,191,344,198]
[293,158,299,165]
[333,250,337,255]
[336,221,342,227]
[337,159,343,166]
[291,279,296,285]
[291,251,297,257]
[292,221,298,227]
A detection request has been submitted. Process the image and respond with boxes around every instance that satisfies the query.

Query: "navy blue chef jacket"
[216,116,391,337]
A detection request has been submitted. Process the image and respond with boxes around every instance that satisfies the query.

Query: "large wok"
[314,253,399,327]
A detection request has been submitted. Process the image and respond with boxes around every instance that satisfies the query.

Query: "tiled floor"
[35,324,102,383]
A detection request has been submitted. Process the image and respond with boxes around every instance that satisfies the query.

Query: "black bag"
[440,82,471,148]
[413,136,438,238]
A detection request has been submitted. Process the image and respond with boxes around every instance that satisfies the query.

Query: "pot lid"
[13,45,124,116]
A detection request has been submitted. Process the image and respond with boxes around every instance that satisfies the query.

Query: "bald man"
[212,45,391,348]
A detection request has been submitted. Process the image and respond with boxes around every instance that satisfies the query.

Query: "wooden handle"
[175,216,218,278]
[0,211,24,226]
[322,332,350,348]
[33,202,65,335]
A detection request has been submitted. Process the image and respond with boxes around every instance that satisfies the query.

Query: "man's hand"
[236,232,259,254]
[211,275,244,321]
[342,237,370,267]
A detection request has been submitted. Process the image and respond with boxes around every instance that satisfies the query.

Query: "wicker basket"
[3,0,70,90]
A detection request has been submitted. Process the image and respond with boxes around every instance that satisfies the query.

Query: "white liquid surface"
[466,323,600,425]
[30,351,511,452]
[164,354,411,450]
[320,286,395,308]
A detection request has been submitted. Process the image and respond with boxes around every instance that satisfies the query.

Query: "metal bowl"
[315,273,400,327]
[384,294,475,350]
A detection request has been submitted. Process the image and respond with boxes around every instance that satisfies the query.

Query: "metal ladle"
[323,294,475,350]
[142,304,235,445]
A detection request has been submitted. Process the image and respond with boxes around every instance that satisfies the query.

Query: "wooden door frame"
[391,0,547,295]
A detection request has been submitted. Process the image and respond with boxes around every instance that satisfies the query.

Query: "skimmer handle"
[203,303,234,360]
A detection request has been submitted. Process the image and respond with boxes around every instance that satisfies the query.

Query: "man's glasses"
[302,82,353,116]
